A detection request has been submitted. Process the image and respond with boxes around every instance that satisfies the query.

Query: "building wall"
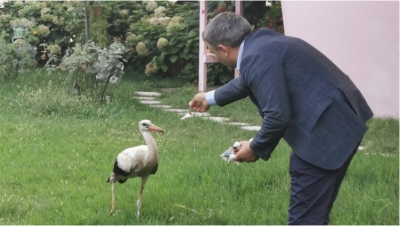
[281,1,399,117]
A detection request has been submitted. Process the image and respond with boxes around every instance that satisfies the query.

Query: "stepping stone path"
[241,126,262,131]
[134,91,262,132]
[140,100,162,104]
[226,122,250,126]
[203,116,230,123]
[133,97,155,100]
[135,91,161,97]
[150,105,173,109]
[164,109,188,113]
[131,91,395,158]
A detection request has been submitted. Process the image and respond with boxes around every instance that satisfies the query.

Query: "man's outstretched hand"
[234,140,259,163]
[189,93,211,112]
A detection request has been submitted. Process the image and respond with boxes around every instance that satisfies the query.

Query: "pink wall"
[281,1,399,117]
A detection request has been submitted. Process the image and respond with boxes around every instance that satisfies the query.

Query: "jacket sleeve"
[242,54,292,161]
[214,76,248,106]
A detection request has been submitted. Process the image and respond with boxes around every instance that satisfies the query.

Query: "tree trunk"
[84,3,90,42]
[99,68,115,102]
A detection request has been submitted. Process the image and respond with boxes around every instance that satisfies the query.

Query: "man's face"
[206,43,236,68]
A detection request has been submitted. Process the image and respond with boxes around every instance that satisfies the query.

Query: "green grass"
[0,71,398,224]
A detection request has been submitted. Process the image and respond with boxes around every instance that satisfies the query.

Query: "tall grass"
[0,71,398,224]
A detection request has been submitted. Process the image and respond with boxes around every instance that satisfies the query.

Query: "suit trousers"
[287,144,359,225]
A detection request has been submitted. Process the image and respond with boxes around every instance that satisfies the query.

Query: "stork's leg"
[109,180,115,215]
[136,175,149,219]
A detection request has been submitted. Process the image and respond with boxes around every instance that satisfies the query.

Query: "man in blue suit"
[189,12,373,224]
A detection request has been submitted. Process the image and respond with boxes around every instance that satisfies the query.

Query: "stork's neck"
[141,131,158,157]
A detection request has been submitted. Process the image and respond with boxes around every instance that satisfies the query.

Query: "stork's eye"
[142,123,148,127]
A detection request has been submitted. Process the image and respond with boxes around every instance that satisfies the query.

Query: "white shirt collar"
[236,38,246,71]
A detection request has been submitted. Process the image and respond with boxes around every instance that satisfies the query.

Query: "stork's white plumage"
[107,119,165,218]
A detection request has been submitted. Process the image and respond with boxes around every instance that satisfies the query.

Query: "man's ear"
[217,44,230,57]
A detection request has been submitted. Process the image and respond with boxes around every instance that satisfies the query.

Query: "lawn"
[0,71,398,224]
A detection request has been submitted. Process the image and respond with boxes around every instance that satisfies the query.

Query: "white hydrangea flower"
[52,16,65,26]
[125,33,137,42]
[136,42,149,56]
[41,14,53,22]
[166,16,184,32]
[171,16,183,23]
[154,6,166,13]
[38,24,50,37]
[113,19,121,27]
[146,1,158,12]
[145,61,159,76]
[1,14,12,21]
[154,6,166,18]
[159,17,171,26]
[49,44,61,55]
[157,38,168,49]
[41,8,51,16]
[119,9,129,17]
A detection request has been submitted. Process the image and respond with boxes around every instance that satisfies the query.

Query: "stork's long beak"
[148,125,165,133]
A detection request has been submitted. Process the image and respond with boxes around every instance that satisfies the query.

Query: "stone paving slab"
[135,91,161,96]
[140,100,162,104]
[133,97,155,100]
[149,105,172,109]
[193,112,211,117]
[203,117,230,122]
[225,122,251,126]
[241,126,261,131]
[164,109,189,113]
[178,112,212,117]
[180,112,211,117]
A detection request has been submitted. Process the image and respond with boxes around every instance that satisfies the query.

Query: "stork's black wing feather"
[113,159,130,176]
[150,163,158,174]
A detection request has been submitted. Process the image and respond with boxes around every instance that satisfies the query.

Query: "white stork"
[107,119,165,218]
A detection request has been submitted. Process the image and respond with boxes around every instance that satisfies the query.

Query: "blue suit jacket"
[214,29,373,170]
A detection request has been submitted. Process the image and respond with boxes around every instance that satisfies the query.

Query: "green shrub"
[123,2,199,82]
[1,1,86,62]
[1,1,284,86]
[43,40,127,101]
[0,38,38,80]
[0,38,18,80]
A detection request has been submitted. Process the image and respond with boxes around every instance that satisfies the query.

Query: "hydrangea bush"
[0,1,86,64]
[0,0,284,85]
[124,1,199,81]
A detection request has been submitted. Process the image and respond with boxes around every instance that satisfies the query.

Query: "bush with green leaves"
[89,5,111,48]
[0,38,18,80]
[44,40,128,101]
[123,2,199,81]
[1,1,86,62]
[0,1,284,86]
[0,38,38,80]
